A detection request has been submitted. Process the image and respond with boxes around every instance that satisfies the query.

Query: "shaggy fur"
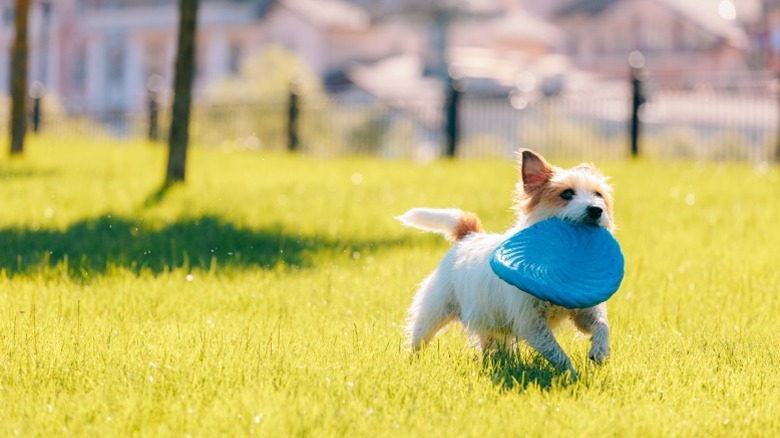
[396,149,616,376]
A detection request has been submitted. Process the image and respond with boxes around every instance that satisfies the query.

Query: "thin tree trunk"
[166,0,200,183]
[9,0,31,156]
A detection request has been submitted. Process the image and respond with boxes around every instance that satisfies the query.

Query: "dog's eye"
[560,189,575,200]
[594,191,603,198]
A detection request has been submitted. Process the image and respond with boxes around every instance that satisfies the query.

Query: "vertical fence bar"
[628,51,646,158]
[146,74,164,142]
[287,82,300,153]
[29,81,44,134]
[148,96,159,141]
[444,75,461,158]
[31,96,41,133]
[629,75,640,158]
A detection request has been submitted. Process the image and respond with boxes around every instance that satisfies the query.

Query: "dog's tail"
[396,208,484,242]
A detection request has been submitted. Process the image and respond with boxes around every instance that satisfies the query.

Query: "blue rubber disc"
[490,218,624,309]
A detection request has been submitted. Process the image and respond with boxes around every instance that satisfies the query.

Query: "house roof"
[659,0,747,47]
[347,54,442,101]
[280,0,370,31]
[554,0,617,17]
[490,10,561,45]
[555,0,747,48]
[736,0,763,23]
[365,0,506,20]
[428,0,504,15]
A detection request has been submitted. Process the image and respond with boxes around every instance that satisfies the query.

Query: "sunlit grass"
[1,136,779,435]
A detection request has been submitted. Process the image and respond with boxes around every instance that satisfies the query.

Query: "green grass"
[1,137,779,436]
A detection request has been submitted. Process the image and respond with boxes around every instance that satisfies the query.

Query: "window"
[72,45,87,90]
[143,41,165,78]
[645,21,672,52]
[228,41,243,75]
[195,40,206,80]
[683,24,699,50]
[105,34,126,86]
[3,6,13,26]
[41,1,52,25]
[672,21,684,51]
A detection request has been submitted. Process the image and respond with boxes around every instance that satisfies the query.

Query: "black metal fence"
[8,69,780,163]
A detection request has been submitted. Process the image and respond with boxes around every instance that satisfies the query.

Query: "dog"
[397,149,615,375]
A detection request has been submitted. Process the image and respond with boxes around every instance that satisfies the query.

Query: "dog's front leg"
[523,318,576,376]
[573,304,610,365]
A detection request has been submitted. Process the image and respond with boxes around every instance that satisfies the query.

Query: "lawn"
[1,137,779,436]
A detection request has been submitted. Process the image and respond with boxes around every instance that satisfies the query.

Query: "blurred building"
[348,0,563,99]
[0,0,560,112]
[552,0,750,85]
[0,0,432,111]
[761,0,780,69]
[0,0,275,111]
[0,0,771,115]
[0,0,59,102]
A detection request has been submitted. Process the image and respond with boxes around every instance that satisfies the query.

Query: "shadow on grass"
[0,167,58,180]
[482,350,576,391]
[0,214,408,278]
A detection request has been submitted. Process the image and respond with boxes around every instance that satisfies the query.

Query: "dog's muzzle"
[586,206,603,219]
[582,206,603,225]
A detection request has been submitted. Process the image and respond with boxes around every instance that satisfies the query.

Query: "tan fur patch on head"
[453,212,484,241]
[521,165,615,229]
[513,151,615,229]
[523,177,570,214]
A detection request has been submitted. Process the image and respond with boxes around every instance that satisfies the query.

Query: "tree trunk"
[9,0,31,156]
[166,0,200,183]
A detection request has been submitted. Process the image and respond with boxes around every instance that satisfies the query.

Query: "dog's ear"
[520,149,552,193]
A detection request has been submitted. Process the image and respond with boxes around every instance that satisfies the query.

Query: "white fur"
[551,170,612,229]
[398,164,613,377]
[395,208,465,241]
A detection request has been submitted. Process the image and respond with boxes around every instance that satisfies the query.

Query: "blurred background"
[2,0,780,162]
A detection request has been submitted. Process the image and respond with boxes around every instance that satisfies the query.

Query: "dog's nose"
[586,206,603,219]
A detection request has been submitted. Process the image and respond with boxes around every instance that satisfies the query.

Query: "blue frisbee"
[490,218,624,309]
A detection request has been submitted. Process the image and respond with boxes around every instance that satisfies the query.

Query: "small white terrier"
[397,149,616,375]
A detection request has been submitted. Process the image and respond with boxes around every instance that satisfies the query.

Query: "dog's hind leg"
[573,304,610,365]
[406,270,456,352]
[474,331,514,355]
[522,317,576,375]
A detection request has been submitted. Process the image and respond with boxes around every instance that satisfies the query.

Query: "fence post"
[30,81,44,134]
[148,96,159,141]
[31,97,41,133]
[444,74,462,158]
[146,74,164,142]
[628,51,645,158]
[287,82,300,152]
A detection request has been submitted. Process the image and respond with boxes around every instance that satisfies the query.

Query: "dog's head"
[515,149,615,231]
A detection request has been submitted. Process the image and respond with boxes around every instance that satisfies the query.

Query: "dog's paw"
[588,344,610,365]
